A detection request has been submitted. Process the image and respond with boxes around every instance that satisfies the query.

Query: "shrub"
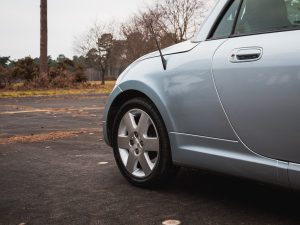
[73,66,87,83]
[12,57,39,81]
[0,55,92,90]
[32,73,50,89]
[49,70,74,88]
[0,66,13,88]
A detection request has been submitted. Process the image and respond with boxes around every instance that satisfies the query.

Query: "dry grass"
[0,81,116,98]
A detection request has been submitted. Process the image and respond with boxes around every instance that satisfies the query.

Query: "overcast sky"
[0,0,215,60]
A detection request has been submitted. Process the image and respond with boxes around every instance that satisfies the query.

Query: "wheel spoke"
[137,112,149,136]
[143,137,159,152]
[118,108,160,178]
[126,151,137,173]
[118,135,130,149]
[139,153,152,176]
[123,112,136,134]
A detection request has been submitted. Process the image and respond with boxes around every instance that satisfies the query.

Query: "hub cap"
[118,109,159,178]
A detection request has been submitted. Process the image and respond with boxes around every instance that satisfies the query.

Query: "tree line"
[0,55,87,89]
[75,0,208,85]
[0,0,209,89]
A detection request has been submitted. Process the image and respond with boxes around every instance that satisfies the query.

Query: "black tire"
[112,97,178,187]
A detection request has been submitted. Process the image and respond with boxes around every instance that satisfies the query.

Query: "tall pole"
[40,0,48,76]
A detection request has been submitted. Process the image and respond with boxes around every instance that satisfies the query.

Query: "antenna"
[148,21,167,70]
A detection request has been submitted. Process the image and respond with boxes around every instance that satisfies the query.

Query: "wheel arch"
[106,82,175,147]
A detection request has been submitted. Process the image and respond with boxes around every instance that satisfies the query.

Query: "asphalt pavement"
[0,94,300,225]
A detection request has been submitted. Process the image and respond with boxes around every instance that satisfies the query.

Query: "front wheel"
[112,97,177,187]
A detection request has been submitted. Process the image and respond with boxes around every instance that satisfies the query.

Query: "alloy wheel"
[117,109,160,178]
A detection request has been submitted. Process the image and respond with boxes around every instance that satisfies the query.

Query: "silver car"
[103,0,300,189]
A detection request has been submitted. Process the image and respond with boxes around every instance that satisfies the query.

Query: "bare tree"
[153,0,206,43]
[74,22,116,85]
[121,9,176,64]
[121,15,155,64]
[40,0,48,76]
[120,0,207,63]
[74,0,213,75]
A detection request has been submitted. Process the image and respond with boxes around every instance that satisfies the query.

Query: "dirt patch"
[0,104,35,111]
[0,107,104,115]
[0,128,100,145]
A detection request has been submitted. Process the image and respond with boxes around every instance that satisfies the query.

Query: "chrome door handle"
[230,47,263,63]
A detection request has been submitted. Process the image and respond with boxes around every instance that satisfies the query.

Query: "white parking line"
[162,220,181,225]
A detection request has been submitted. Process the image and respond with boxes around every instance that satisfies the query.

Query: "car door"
[160,0,244,143]
[212,0,300,163]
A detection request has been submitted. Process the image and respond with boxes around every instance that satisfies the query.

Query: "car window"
[235,0,300,35]
[286,0,300,25]
[211,0,242,39]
